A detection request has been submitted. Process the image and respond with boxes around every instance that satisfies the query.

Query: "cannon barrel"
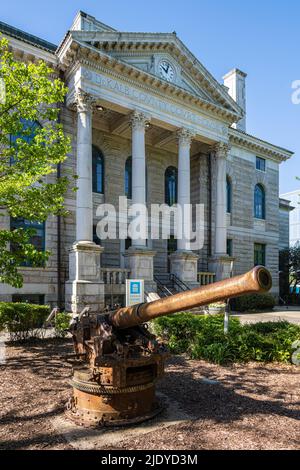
[109,266,272,329]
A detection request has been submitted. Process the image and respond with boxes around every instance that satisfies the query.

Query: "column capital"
[214,142,231,159]
[176,128,195,147]
[74,88,96,113]
[130,110,150,130]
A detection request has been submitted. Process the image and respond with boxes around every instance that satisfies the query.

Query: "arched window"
[165,166,178,206]
[125,156,132,199]
[92,145,104,194]
[254,184,265,219]
[226,176,232,213]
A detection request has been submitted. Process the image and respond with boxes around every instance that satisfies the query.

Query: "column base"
[208,256,235,281]
[65,280,105,315]
[65,242,105,315]
[124,247,156,292]
[169,250,199,289]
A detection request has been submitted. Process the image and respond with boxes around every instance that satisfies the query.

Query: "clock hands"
[162,64,170,74]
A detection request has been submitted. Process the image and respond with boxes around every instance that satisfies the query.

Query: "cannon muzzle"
[109,266,272,329]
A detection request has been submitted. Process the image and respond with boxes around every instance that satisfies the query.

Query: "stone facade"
[0,11,294,308]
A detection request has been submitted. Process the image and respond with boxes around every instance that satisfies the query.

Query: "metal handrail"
[170,273,190,291]
[154,276,173,297]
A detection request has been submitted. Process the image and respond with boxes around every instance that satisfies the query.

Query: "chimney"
[223,68,247,132]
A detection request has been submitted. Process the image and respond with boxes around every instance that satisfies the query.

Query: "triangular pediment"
[61,12,243,120]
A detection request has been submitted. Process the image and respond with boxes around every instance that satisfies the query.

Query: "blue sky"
[1,0,299,194]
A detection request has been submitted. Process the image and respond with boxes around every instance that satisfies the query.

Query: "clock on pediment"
[158,59,176,83]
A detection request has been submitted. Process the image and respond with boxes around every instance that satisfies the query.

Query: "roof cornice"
[229,128,294,162]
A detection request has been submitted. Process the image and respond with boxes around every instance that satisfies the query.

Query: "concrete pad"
[51,393,192,450]
[232,309,300,325]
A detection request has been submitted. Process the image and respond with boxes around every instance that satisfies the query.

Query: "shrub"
[54,312,71,338]
[230,293,276,312]
[152,313,300,365]
[0,302,50,341]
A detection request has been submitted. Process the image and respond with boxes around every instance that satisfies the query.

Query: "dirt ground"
[0,338,299,450]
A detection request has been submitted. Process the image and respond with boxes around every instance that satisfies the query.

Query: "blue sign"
[130,282,141,295]
[126,279,144,306]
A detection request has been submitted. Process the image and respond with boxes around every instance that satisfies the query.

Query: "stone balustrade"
[100,268,131,285]
[197,272,216,286]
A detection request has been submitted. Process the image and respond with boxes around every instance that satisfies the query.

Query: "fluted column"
[177,128,194,251]
[75,89,95,243]
[130,111,149,248]
[214,142,230,256]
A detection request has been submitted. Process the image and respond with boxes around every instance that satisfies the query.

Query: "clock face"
[159,60,175,82]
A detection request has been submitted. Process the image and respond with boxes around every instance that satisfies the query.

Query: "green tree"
[279,243,300,296]
[0,36,71,288]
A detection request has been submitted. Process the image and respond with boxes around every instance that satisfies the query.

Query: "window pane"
[256,157,266,172]
[254,243,266,266]
[254,185,265,219]
[165,166,178,206]
[227,239,233,257]
[10,218,45,267]
[226,177,232,213]
[125,157,132,199]
[92,146,104,194]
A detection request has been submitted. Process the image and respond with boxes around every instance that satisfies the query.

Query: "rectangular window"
[10,218,45,266]
[254,243,266,266]
[12,294,45,305]
[227,239,233,257]
[256,157,266,172]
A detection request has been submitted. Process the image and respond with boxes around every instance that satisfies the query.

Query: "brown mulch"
[0,338,299,450]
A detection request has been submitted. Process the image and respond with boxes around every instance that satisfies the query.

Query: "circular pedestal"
[66,370,163,427]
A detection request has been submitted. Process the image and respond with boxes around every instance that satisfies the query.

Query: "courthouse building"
[0,11,294,312]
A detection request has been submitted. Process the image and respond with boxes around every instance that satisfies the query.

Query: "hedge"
[0,302,50,341]
[152,313,300,365]
[230,293,276,312]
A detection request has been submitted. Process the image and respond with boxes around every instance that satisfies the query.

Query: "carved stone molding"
[214,142,231,159]
[130,110,150,130]
[176,128,195,147]
[74,88,96,113]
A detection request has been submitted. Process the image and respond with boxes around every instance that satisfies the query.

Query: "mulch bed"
[0,338,299,450]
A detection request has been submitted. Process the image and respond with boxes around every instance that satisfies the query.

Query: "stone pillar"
[209,142,234,280]
[131,110,148,249]
[170,128,198,288]
[124,111,156,292]
[65,89,104,314]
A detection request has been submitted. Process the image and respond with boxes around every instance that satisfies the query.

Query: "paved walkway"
[232,306,300,325]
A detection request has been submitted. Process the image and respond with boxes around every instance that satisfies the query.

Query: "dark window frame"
[92,145,104,194]
[125,156,132,199]
[254,184,266,220]
[254,243,266,266]
[10,218,46,267]
[165,166,178,206]
[256,156,266,172]
[226,176,232,214]
[227,239,233,257]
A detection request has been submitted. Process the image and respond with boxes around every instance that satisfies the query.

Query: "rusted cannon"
[67,266,272,427]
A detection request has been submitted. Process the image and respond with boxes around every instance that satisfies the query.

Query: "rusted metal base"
[66,366,164,427]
